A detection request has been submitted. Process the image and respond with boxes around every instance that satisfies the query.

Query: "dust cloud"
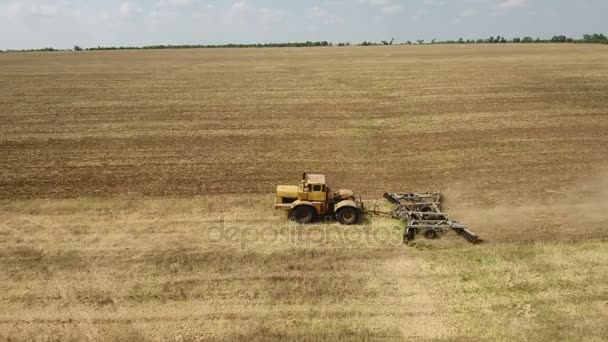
[444,166,608,242]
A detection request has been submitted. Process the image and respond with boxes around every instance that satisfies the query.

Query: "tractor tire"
[292,206,316,224]
[336,207,358,225]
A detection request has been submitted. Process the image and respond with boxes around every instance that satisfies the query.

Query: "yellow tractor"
[275,173,363,224]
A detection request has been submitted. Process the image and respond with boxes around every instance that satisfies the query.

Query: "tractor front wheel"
[336,207,358,225]
[292,206,316,224]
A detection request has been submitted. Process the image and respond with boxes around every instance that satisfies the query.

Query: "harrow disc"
[384,192,482,245]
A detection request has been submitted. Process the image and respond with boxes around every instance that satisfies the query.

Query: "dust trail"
[444,166,608,242]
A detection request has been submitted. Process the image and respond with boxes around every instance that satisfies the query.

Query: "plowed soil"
[2,45,607,202]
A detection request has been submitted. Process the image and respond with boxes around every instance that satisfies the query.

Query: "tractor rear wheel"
[336,207,358,225]
[292,206,316,224]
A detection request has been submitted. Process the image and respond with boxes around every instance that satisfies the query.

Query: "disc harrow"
[382,192,482,244]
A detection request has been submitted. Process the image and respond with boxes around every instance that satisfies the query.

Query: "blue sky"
[0,0,606,49]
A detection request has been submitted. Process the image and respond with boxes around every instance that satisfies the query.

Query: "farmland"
[1,44,608,341]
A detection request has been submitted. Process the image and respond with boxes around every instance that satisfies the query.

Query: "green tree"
[551,35,567,43]
[583,33,608,43]
[522,36,534,43]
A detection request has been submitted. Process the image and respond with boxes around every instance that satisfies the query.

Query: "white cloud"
[423,0,447,6]
[411,8,427,20]
[256,7,285,23]
[232,0,248,10]
[0,0,79,19]
[308,5,326,17]
[25,4,58,16]
[359,0,391,5]
[156,0,193,8]
[496,0,527,9]
[120,2,143,16]
[224,0,287,28]
[360,0,403,14]
[382,4,402,13]
[488,10,507,17]
[308,5,343,24]
[462,9,481,16]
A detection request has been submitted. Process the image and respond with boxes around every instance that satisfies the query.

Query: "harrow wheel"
[404,228,417,243]
[423,229,438,240]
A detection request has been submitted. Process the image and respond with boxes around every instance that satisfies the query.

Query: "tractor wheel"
[336,207,358,225]
[423,229,438,240]
[292,206,316,224]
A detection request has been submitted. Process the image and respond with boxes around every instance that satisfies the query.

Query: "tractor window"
[313,185,322,192]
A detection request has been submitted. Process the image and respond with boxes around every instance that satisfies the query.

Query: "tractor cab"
[298,173,328,202]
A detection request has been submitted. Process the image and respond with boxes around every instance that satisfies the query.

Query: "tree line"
[363,33,608,45]
[1,34,606,53]
[2,41,333,53]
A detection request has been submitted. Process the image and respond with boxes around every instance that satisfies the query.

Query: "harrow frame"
[380,192,481,244]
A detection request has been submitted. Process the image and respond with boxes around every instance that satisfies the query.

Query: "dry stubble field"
[1,44,608,341]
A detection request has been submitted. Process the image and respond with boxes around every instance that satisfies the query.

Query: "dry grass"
[1,198,607,341]
[0,197,433,341]
[432,241,608,341]
[1,45,608,340]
